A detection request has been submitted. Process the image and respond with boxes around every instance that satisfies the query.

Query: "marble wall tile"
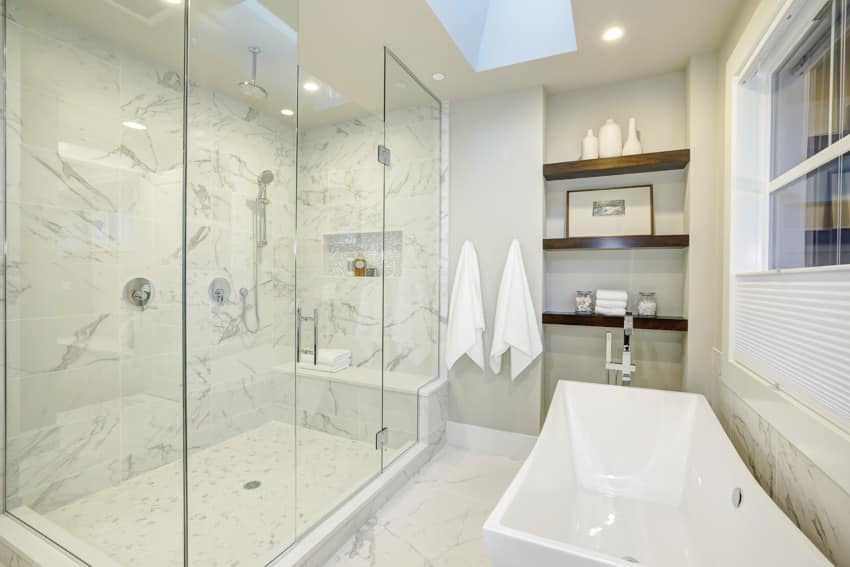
[418,377,449,447]
[718,384,850,566]
[298,104,440,382]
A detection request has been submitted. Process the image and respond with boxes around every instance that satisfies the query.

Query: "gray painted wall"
[447,87,545,436]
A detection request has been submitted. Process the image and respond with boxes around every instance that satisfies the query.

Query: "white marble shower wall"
[4,0,184,512]
[297,107,439,369]
[2,0,297,513]
[184,82,297,453]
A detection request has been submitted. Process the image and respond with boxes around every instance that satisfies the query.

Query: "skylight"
[426,0,577,72]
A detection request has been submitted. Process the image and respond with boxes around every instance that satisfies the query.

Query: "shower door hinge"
[377,144,391,166]
[375,427,389,450]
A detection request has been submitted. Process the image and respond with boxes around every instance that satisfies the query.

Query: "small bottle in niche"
[575,290,593,314]
[638,292,657,317]
[353,258,367,277]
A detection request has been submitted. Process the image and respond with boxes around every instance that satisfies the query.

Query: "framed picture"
[566,185,654,238]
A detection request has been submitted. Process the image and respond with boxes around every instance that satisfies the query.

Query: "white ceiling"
[300,0,745,106]
[26,0,745,125]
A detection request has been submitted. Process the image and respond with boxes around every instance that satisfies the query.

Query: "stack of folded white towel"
[298,348,352,373]
[595,289,628,316]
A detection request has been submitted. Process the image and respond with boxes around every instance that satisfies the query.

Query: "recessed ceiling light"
[602,26,624,42]
[432,72,446,81]
[163,0,182,4]
[122,120,147,130]
[303,81,319,92]
[280,108,294,116]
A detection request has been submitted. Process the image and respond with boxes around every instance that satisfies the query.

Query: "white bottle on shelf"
[598,118,622,158]
[622,117,642,155]
[581,129,599,160]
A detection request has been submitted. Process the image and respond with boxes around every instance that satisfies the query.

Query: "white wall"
[543,73,688,409]
[546,71,687,163]
[683,53,722,401]
[448,87,545,436]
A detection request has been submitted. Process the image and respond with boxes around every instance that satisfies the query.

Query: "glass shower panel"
[295,69,384,534]
[381,51,441,464]
[4,0,185,564]
[185,1,298,565]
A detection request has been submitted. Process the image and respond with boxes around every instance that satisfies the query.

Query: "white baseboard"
[447,421,537,460]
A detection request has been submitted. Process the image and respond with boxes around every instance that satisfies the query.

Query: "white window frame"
[730,0,850,435]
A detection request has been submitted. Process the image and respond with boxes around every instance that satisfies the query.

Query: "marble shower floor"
[39,421,406,567]
[323,446,523,567]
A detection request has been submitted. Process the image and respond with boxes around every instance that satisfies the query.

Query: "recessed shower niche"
[323,231,403,277]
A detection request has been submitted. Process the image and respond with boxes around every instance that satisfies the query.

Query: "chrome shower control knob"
[208,278,232,305]
[124,278,154,310]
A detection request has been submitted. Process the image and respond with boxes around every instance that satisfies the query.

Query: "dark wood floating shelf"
[543,312,689,331]
[543,149,691,180]
[544,234,689,250]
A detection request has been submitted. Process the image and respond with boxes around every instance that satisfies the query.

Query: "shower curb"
[268,440,444,567]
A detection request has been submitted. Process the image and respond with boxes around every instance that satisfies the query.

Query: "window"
[770,153,849,268]
[770,2,834,179]
[732,0,850,432]
[768,0,850,269]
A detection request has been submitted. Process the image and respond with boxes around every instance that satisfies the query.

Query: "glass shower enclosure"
[1,1,441,565]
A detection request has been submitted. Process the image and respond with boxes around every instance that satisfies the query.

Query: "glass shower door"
[3,0,186,564]
[294,69,384,534]
[382,50,441,465]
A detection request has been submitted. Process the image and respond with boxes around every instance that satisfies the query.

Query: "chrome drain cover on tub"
[243,480,262,490]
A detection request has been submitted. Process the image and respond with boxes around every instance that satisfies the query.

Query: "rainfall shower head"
[238,47,268,100]
[258,170,275,185]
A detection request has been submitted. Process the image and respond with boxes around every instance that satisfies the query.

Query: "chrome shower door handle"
[296,307,302,363]
[312,308,318,366]
[296,307,318,365]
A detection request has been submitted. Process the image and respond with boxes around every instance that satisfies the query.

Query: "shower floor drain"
[243,480,262,490]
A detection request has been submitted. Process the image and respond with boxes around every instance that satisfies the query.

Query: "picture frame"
[565,185,654,238]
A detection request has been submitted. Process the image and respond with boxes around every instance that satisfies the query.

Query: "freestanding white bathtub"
[484,381,831,567]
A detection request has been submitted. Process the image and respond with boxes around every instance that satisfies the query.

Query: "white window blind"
[734,268,850,428]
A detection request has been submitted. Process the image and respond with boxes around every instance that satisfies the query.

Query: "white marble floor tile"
[323,446,522,567]
[40,421,400,567]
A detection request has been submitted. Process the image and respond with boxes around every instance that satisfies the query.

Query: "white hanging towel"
[446,241,486,370]
[490,240,543,380]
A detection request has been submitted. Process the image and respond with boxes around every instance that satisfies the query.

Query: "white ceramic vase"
[581,129,599,160]
[598,118,622,158]
[622,117,642,155]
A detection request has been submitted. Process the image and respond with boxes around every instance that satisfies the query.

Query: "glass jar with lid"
[637,292,657,317]
[575,290,593,314]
